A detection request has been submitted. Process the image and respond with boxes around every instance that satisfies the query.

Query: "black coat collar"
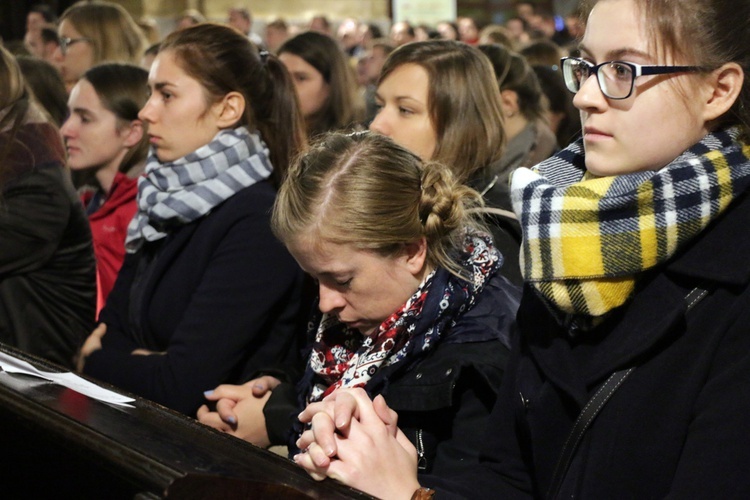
[522,190,750,405]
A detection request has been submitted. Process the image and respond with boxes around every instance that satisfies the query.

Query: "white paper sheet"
[0,351,135,407]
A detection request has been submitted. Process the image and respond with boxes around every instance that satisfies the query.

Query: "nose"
[317,283,346,315]
[572,72,608,112]
[52,44,63,63]
[60,115,75,139]
[368,108,390,136]
[138,96,156,123]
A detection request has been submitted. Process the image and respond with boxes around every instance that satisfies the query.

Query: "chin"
[154,150,176,163]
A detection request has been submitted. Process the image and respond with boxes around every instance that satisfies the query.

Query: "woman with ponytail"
[198,131,519,476]
[79,24,310,416]
[62,63,149,313]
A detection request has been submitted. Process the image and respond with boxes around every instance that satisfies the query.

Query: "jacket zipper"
[416,429,426,470]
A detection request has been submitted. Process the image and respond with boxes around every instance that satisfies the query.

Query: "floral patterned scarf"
[305,230,501,403]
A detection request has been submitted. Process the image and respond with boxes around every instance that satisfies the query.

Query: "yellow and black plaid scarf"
[511,128,750,328]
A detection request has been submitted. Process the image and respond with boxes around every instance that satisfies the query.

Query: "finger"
[296,428,315,451]
[250,375,282,396]
[332,391,361,431]
[306,441,332,469]
[196,406,234,432]
[298,400,333,424]
[310,411,338,457]
[293,451,328,481]
[196,404,209,419]
[203,383,251,402]
[338,388,385,427]
[215,398,238,425]
[372,394,399,436]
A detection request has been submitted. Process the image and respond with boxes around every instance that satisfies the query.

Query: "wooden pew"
[0,344,371,499]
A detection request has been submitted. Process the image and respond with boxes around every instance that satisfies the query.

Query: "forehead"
[149,50,189,82]
[380,63,430,96]
[279,52,319,73]
[58,19,82,36]
[288,235,351,269]
[580,0,649,59]
[68,79,102,107]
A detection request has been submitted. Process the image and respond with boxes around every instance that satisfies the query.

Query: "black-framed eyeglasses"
[59,36,91,55]
[560,56,704,100]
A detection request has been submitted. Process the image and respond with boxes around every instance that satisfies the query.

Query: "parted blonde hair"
[272,131,487,280]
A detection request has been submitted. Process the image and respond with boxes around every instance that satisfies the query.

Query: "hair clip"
[259,50,270,64]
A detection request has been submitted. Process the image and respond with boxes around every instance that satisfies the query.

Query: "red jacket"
[82,172,138,313]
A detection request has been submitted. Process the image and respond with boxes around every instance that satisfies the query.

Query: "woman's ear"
[702,62,744,122]
[121,120,144,148]
[500,89,520,118]
[215,91,246,128]
[403,237,428,276]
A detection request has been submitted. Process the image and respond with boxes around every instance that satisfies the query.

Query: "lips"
[583,126,612,140]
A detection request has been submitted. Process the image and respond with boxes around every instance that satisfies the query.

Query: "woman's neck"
[95,153,127,195]
[504,113,531,142]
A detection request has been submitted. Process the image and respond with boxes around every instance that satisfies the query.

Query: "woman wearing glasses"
[55,2,147,92]
[293,0,750,497]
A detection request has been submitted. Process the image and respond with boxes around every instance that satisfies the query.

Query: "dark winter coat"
[266,272,520,475]
[0,123,96,369]
[84,180,311,415]
[426,189,750,498]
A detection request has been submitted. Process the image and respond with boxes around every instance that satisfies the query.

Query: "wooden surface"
[0,344,371,499]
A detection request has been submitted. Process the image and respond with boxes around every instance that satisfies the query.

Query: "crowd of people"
[2,0,750,497]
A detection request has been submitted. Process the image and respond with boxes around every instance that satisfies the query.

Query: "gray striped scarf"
[125,127,272,253]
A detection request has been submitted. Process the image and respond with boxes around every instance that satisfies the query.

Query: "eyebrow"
[152,81,174,91]
[373,91,425,104]
[316,268,354,278]
[71,107,93,117]
[578,44,653,62]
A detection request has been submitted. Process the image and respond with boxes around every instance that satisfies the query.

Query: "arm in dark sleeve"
[85,210,304,415]
[0,169,69,275]
[666,303,750,499]
[421,334,535,499]
[263,382,300,446]
[94,251,140,352]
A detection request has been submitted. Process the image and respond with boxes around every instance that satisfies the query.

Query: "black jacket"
[84,180,311,415]
[0,123,96,369]
[427,189,750,498]
[266,272,520,475]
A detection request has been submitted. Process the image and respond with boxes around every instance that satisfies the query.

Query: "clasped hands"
[197,375,280,447]
[75,322,165,372]
[293,388,422,499]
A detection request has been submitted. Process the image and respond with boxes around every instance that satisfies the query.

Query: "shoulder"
[451,272,521,348]
[1,123,66,186]
[384,340,509,411]
[212,180,277,218]
[186,180,277,238]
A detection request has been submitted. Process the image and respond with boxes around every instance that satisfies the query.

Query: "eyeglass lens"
[564,59,634,99]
